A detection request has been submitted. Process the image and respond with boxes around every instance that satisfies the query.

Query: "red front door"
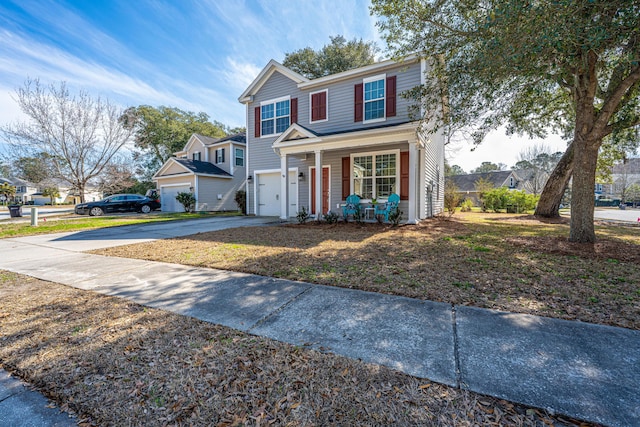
[311,167,329,215]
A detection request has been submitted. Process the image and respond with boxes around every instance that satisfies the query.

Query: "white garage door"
[257,171,297,217]
[160,185,190,212]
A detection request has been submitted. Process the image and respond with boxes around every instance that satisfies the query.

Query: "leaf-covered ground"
[95,212,640,330]
[0,272,595,426]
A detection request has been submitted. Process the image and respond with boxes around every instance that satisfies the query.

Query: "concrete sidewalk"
[0,224,639,426]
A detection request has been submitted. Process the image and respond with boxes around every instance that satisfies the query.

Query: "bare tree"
[514,144,563,196]
[1,80,134,202]
[96,155,138,196]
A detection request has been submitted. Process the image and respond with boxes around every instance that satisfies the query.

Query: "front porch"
[271,122,428,223]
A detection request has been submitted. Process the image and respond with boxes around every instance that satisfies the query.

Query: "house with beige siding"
[153,133,246,212]
[238,57,445,222]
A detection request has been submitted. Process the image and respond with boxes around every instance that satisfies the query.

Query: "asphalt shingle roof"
[173,159,231,177]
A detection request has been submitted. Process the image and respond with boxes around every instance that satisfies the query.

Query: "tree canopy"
[283,35,378,79]
[371,0,640,242]
[1,80,133,202]
[122,105,227,180]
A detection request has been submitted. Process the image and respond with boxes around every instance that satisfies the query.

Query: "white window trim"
[216,148,224,164]
[350,148,400,202]
[192,151,201,161]
[363,73,386,124]
[309,89,328,123]
[235,147,245,167]
[260,95,291,138]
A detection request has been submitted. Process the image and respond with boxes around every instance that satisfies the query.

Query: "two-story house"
[153,133,246,212]
[238,57,445,223]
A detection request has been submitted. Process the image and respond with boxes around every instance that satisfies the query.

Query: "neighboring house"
[238,57,445,223]
[0,177,100,205]
[597,157,640,201]
[11,178,40,204]
[153,133,247,212]
[447,170,529,205]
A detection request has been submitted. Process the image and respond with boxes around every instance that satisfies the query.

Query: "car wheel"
[89,207,104,216]
[140,204,151,214]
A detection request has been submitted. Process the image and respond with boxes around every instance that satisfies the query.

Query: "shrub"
[460,198,474,212]
[388,207,403,226]
[234,190,247,214]
[296,206,310,224]
[323,211,339,224]
[176,192,196,213]
[444,181,462,216]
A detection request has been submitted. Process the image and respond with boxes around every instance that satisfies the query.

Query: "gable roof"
[153,157,232,179]
[447,170,517,192]
[238,60,308,103]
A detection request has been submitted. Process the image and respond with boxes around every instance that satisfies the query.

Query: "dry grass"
[95,212,640,330]
[0,272,594,426]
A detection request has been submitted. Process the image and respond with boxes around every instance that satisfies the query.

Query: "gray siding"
[246,61,425,217]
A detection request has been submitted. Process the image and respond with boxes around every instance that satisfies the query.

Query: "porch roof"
[272,121,421,156]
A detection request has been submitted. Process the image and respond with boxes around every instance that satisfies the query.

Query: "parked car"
[74,194,161,216]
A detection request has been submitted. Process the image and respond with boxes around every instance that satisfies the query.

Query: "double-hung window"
[216,148,225,164]
[363,75,385,122]
[261,97,290,136]
[192,152,201,161]
[352,150,398,200]
[235,148,244,167]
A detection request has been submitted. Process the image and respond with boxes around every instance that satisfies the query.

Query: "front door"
[311,166,330,215]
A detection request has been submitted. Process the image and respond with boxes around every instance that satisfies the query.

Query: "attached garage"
[256,171,297,217]
[160,184,191,213]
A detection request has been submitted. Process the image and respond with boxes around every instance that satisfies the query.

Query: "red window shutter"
[291,97,298,124]
[254,106,260,137]
[354,83,363,122]
[386,75,396,117]
[311,92,327,121]
[342,156,351,199]
[400,151,409,200]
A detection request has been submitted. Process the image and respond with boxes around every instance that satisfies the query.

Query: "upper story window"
[192,152,201,161]
[310,89,328,123]
[354,75,396,123]
[364,75,385,122]
[235,148,244,167]
[261,96,290,136]
[216,148,225,164]
[509,177,514,188]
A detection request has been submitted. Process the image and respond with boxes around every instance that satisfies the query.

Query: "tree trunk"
[534,142,574,218]
[569,138,599,243]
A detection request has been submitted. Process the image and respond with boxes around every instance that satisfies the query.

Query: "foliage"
[97,156,138,196]
[460,198,474,212]
[1,80,133,203]
[123,180,156,196]
[388,207,403,226]
[0,182,16,203]
[471,162,503,174]
[122,105,227,180]
[234,190,247,215]
[296,206,310,224]
[483,188,539,213]
[283,35,377,79]
[176,192,196,213]
[12,152,58,185]
[42,187,60,205]
[371,0,640,242]
[474,177,494,212]
[323,211,339,224]
[445,162,465,176]
[444,180,462,216]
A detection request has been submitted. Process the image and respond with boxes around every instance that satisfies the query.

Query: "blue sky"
[0,0,566,171]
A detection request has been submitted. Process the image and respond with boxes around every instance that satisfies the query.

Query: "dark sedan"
[74,194,161,216]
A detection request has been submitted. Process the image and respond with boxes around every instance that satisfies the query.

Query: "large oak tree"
[372,0,640,242]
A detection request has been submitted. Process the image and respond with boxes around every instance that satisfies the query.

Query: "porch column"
[314,150,323,218]
[408,141,418,224]
[280,154,289,220]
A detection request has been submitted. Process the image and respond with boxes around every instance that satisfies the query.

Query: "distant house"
[446,170,531,204]
[153,133,247,212]
[0,177,101,205]
[597,157,640,201]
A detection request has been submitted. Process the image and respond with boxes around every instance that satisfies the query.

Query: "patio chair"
[375,193,400,222]
[342,194,360,220]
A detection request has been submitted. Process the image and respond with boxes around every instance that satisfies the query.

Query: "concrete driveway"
[8,215,277,252]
